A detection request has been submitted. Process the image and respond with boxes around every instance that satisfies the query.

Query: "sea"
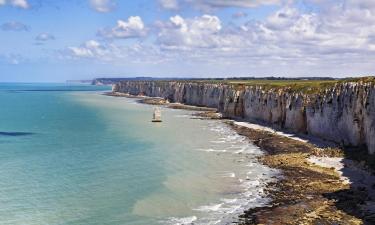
[0,83,277,225]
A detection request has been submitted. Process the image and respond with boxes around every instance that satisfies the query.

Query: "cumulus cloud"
[89,0,116,13]
[97,16,146,39]
[11,0,28,8]
[1,21,29,31]
[65,1,375,76]
[154,2,375,64]
[68,40,104,58]
[0,0,29,8]
[66,40,165,64]
[157,15,227,49]
[257,4,375,52]
[35,33,55,41]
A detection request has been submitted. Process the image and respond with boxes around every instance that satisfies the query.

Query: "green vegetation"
[162,76,375,94]
[343,76,375,84]
[121,76,375,94]
[211,79,339,94]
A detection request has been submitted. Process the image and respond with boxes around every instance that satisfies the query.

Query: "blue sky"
[1,0,375,82]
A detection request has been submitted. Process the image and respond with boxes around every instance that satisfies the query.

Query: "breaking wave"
[166,120,279,225]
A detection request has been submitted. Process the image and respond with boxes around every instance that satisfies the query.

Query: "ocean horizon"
[0,83,276,225]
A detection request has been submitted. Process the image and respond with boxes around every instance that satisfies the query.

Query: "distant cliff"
[92,77,172,85]
[113,80,375,154]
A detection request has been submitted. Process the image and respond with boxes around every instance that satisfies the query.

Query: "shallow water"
[0,83,276,225]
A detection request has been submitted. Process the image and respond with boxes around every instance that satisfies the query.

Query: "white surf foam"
[220,172,236,178]
[194,203,223,212]
[220,198,238,204]
[167,216,197,225]
[196,148,227,153]
[177,122,280,225]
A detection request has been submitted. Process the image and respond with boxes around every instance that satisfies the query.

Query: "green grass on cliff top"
[195,80,338,94]
[164,76,375,94]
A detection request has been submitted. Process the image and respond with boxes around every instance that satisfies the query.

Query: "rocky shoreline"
[196,109,375,224]
[231,123,375,225]
[105,91,375,225]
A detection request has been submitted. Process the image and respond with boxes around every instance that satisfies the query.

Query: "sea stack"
[152,107,162,122]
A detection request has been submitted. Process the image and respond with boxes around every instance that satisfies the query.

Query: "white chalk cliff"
[113,81,375,154]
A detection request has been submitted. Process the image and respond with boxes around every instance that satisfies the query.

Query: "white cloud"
[189,0,281,8]
[157,15,227,49]
[98,16,146,39]
[67,40,166,64]
[10,0,28,8]
[35,33,55,41]
[232,11,248,18]
[155,3,375,69]
[267,5,375,49]
[65,1,375,76]
[0,0,29,8]
[1,21,29,31]
[0,54,25,65]
[68,40,104,58]
[89,0,116,13]
[160,0,281,11]
[159,0,179,10]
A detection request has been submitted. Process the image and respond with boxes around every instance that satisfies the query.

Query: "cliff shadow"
[323,147,375,224]
[234,117,338,149]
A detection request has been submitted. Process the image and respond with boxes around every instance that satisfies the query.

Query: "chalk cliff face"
[113,81,375,154]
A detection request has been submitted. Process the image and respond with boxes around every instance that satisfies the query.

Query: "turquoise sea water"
[0,83,276,225]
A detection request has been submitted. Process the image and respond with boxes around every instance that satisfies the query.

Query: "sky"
[1,0,375,82]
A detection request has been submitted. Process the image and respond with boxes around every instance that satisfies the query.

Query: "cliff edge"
[112,78,375,155]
